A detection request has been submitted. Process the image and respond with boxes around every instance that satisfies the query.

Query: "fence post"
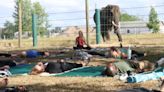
[32,14,38,47]
[85,0,90,45]
[18,0,22,48]
[95,9,101,44]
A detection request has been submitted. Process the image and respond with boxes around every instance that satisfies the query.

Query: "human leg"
[131,50,146,58]
[0,53,12,57]
[61,62,83,72]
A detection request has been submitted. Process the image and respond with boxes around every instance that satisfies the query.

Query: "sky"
[0,0,164,27]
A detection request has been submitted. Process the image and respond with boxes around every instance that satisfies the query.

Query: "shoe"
[119,73,128,82]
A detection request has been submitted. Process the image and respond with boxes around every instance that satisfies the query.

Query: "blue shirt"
[26,50,42,58]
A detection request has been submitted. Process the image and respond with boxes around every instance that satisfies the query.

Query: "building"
[120,21,164,34]
[160,21,164,33]
[120,21,150,34]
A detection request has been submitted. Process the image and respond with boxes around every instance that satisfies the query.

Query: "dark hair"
[103,63,118,77]
[110,47,118,52]
[143,60,155,72]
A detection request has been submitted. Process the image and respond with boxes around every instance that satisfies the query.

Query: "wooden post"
[85,0,90,45]
[18,0,22,48]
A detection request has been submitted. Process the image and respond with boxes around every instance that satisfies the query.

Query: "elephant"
[94,5,122,42]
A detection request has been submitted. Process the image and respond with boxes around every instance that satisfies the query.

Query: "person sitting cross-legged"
[73,31,91,50]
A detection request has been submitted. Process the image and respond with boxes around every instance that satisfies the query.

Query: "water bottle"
[127,45,132,59]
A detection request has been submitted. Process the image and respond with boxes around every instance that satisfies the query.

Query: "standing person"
[73,31,91,50]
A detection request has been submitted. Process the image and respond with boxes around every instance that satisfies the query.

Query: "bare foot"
[81,60,89,66]
[17,85,27,92]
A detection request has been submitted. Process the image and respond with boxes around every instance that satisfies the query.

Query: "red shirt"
[76,36,85,46]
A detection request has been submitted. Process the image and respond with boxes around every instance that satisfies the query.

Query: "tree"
[147,7,160,33]
[13,0,32,33]
[32,2,49,36]
[120,13,140,21]
[12,0,50,36]
[22,0,32,32]
[2,21,16,39]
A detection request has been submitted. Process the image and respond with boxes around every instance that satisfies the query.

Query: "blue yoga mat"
[127,67,164,83]
[54,66,104,77]
[9,64,35,75]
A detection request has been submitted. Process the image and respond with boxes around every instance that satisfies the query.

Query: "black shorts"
[0,59,16,67]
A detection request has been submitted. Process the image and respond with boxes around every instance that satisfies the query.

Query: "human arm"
[0,65,10,70]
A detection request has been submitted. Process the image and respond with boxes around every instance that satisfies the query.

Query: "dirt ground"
[1,47,164,92]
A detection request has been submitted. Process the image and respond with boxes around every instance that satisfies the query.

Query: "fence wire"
[0,5,164,49]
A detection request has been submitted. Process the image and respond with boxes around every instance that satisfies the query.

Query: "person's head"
[139,60,155,72]
[44,51,50,57]
[110,47,118,52]
[103,63,119,77]
[78,31,83,37]
[29,62,45,75]
[18,51,27,58]
[109,47,121,58]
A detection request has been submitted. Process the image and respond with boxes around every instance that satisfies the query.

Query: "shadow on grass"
[24,83,119,92]
[22,81,142,92]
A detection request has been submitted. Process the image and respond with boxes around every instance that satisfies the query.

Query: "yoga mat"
[53,66,104,77]
[9,64,35,75]
[127,67,164,83]
[9,64,105,77]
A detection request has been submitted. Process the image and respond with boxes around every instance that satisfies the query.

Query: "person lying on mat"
[0,50,50,58]
[20,50,50,58]
[118,77,164,92]
[73,31,91,50]
[29,59,88,75]
[107,46,146,60]
[86,46,146,59]
[102,59,155,77]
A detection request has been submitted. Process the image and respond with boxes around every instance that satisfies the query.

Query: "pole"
[95,9,101,44]
[85,0,89,45]
[18,0,22,48]
[32,14,38,47]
